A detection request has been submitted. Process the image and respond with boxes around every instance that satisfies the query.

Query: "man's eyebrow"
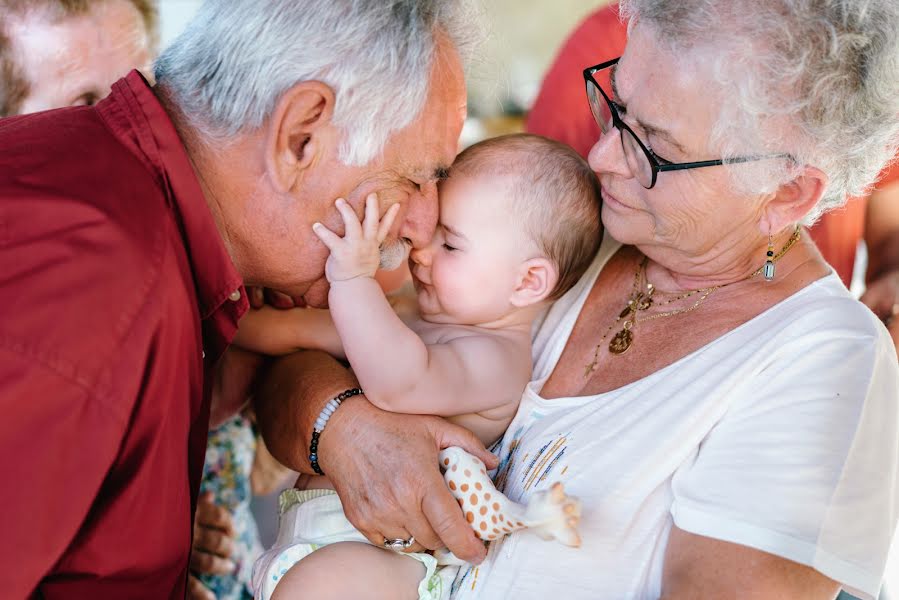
[410,164,451,183]
[610,64,689,156]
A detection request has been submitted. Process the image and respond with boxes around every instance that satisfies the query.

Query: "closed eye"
[442,243,457,252]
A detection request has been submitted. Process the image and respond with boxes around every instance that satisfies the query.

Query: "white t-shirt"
[450,237,899,600]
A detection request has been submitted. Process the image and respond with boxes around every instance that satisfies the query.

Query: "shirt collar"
[99,71,248,325]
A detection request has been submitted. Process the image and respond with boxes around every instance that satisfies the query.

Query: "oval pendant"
[609,329,633,355]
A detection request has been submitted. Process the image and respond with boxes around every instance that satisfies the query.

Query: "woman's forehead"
[618,25,722,153]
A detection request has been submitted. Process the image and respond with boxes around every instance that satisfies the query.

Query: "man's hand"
[317,395,498,564]
[210,346,265,428]
[860,269,899,350]
[313,195,400,283]
[188,493,236,600]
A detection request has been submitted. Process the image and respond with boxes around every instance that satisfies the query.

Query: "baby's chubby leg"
[271,542,425,600]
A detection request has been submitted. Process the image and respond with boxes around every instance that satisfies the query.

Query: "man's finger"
[434,421,498,470]
[187,574,217,600]
[264,289,297,309]
[190,550,236,576]
[248,286,265,308]
[402,507,443,551]
[421,484,486,563]
[194,525,235,558]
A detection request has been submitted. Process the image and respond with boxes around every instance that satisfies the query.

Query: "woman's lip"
[601,187,630,210]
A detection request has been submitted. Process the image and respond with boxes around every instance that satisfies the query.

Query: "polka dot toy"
[438,446,581,548]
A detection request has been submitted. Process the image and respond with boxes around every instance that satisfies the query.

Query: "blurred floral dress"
[198,413,264,600]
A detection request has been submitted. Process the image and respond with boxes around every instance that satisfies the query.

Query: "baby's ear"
[510,257,558,308]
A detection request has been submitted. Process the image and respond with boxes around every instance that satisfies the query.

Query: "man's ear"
[265,81,336,194]
[760,165,828,234]
[511,257,558,308]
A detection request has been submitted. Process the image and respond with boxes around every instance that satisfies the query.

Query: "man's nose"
[409,241,433,267]
[588,129,631,179]
[399,182,439,249]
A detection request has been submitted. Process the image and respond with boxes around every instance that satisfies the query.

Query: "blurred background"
[159,0,612,146]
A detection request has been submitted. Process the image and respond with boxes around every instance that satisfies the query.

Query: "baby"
[241,134,602,600]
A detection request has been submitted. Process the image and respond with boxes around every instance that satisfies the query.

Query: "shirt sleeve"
[670,304,899,600]
[0,343,126,598]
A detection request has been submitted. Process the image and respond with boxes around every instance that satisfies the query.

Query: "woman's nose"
[588,129,631,179]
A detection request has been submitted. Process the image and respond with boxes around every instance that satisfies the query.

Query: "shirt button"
[228,289,241,302]
[202,350,206,359]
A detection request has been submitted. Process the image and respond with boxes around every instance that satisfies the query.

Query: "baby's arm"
[233,306,346,359]
[314,196,528,417]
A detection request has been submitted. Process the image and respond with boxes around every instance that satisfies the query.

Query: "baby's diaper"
[252,489,455,600]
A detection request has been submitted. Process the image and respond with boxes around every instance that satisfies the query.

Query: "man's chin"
[301,278,331,309]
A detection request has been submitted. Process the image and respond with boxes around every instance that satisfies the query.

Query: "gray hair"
[620,0,899,223]
[154,0,480,166]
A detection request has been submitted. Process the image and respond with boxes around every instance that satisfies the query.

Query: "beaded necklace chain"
[583,227,802,377]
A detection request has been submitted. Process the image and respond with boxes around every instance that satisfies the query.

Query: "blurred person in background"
[0,0,156,116]
[527,2,899,351]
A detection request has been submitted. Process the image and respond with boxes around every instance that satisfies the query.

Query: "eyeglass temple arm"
[656,154,793,173]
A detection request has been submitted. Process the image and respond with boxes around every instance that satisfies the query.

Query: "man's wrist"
[310,387,364,475]
[316,393,375,475]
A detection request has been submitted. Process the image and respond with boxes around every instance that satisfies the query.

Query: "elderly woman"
[255,0,898,597]
[446,1,899,599]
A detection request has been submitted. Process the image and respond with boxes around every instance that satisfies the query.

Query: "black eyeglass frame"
[583,57,790,189]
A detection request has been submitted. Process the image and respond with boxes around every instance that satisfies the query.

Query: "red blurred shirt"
[0,71,247,598]
[526,3,898,286]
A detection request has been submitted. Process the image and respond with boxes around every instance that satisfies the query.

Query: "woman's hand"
[317,394,498,563]
[313,195,400,283]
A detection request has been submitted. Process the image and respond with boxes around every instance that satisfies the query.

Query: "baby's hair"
[450,133,602,300]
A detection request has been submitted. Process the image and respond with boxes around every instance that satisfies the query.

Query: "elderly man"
[0,0,155,116]
[0,1,490,598]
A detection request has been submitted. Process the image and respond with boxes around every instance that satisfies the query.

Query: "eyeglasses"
[583,57,790,189]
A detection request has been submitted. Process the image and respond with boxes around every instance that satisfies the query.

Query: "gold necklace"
[583,227,802,377]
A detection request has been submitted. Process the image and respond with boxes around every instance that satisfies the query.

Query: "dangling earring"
[763,232,776,281]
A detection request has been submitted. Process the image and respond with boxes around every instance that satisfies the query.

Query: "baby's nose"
[410,245,432,267]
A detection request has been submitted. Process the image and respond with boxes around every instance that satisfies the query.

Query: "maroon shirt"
[0,71,248,599]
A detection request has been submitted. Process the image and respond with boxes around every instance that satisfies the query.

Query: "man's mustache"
[379,239,410,271]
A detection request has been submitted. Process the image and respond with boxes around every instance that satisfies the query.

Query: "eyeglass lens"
[586,77,655,188]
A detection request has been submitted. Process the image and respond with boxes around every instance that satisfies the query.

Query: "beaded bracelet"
[309,387,363,475]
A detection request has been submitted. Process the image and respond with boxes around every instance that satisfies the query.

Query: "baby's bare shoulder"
[441,326,531,371]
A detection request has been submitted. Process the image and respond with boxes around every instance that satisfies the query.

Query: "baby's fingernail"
[224,560,236,572]
[335,198,345,206]
[312,222,321,229]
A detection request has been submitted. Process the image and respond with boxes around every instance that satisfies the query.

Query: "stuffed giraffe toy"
[436,446,581,563]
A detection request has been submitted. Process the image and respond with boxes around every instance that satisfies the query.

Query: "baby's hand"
[313,195,400,283]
